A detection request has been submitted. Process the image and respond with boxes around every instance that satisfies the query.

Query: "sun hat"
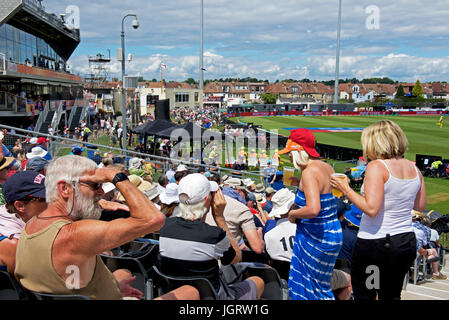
[26,146,48,159]
[269,188,296,218]
[344,204,362,228]
[0,155,15,171]
[3,171,46,204]
[159,183,180,205]
[176,164,188,172]
[255,183,265,193]
[265,187,275,195]
[242,178,254,188]
[255,193,265,204]
[128,157,142,170]
[117,175,154,202]
[226,177,249,192]
[178,173,218,205]
[143,183,161,201]
[277,128,320,158]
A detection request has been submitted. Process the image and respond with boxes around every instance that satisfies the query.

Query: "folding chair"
[268,259,291,282]
[409,255,428,285]
[244,264,285,300]
[100,254,151,300]
[150,266,218,300]
[0,270,29,300]
[31,292,91,300]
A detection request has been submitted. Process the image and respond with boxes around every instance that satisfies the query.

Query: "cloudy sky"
[44,0,449,83]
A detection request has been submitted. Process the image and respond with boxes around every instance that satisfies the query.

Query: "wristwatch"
[112,172,129,186]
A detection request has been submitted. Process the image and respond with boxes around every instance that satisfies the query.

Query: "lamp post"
[121,14,139,152]
[200,0,204,91]
[333,0,342,104]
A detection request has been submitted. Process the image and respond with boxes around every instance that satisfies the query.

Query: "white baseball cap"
[178,173,218,205]
[269,188,296,218]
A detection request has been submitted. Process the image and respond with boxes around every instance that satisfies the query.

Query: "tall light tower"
[199,0,204,91]
[333,0,342,104]
[120,14,139,152]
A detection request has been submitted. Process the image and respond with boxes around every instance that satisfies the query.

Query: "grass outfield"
[236,115,449,160]
[233,115,449,213]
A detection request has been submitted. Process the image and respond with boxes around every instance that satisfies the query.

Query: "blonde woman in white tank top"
[331,120,426,300]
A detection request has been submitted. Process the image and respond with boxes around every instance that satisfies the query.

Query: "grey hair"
[45,155,98,203]
[177,194,210,220]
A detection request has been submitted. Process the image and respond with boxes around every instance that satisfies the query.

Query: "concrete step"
[402,253,449,300]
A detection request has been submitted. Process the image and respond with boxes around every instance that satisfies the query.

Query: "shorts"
[218,279,258,300]
[330,269,350,290]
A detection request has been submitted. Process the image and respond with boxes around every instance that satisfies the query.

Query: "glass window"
[6,39,14,61]
[13,28,19,43]
[19,43,26,63]
[5,24,13,40]
[0,37,6,55]
[0,24,5,38]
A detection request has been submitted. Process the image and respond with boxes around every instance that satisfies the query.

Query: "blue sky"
[43,0,449,83]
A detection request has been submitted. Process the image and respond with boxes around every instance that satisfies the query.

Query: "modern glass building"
[0,0,83,125]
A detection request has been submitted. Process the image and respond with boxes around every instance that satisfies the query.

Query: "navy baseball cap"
[3,171,46,204]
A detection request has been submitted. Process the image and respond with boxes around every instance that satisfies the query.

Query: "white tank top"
[357,159,421,240]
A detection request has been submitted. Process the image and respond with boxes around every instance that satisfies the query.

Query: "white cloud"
[51,0,449,82]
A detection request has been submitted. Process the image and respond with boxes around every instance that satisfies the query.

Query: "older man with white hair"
[158,173,265,300]
[14,155,198,300]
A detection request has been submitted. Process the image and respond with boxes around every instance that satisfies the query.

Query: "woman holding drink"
[330,120,426,300]
[277,128,342,300]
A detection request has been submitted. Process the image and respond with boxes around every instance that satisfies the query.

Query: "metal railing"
[0,124,269,184]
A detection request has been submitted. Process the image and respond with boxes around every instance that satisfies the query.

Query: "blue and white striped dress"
[288,190,343,300]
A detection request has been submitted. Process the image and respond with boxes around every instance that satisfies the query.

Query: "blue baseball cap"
[3,171,46,203]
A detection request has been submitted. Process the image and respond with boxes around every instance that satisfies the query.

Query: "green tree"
[260,93,278,104]
[412,80,424,98]
[185,78,198,85]
[396,84,405,98]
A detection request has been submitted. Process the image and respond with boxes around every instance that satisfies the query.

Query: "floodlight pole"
[121,14,138,152]
[333,0,342,104]
[200,0,204,91]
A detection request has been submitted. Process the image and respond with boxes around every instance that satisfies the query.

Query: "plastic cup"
[331,173,347,198]
[283,167,295,186]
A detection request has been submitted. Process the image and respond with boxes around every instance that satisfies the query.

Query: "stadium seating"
[150,266,218,300]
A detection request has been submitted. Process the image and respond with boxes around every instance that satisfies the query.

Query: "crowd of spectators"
[0,116,446,301]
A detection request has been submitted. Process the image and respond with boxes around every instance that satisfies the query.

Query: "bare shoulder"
[366,159,386,171]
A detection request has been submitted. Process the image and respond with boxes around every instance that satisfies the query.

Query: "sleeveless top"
[14,220,122,300]
[358,160,421,240]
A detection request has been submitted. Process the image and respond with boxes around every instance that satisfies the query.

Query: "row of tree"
[128,77,447,88]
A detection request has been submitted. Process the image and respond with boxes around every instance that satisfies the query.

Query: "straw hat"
[117,175,153,202]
